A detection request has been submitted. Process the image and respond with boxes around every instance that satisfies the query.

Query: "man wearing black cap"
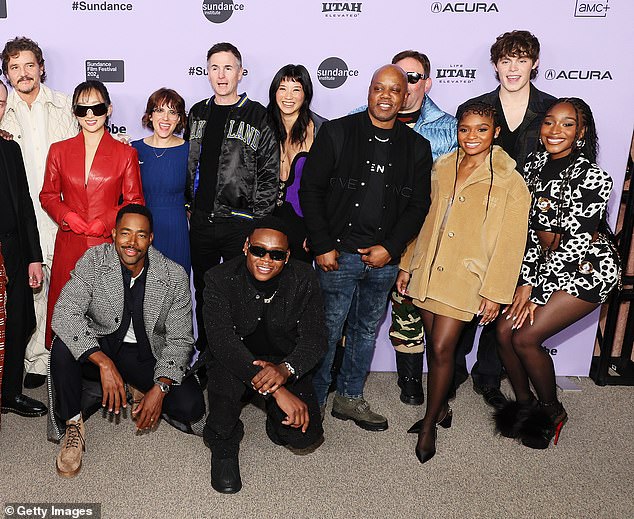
[202,216,326,494]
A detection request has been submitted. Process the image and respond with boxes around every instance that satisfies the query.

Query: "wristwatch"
[155,381,171,394]
[283,362,297,382]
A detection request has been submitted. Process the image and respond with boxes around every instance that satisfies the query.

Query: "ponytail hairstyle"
[455,101,499,220]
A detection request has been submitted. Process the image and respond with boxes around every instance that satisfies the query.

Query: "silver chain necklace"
[152,147,168,159]
[264,290,278,304]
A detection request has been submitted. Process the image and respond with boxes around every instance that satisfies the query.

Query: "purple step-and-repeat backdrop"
[2,0,632,376]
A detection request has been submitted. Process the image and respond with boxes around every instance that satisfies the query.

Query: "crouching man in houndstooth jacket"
[48,204,204,478]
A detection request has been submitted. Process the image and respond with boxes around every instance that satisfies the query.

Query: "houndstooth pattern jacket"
[51,243,195,383]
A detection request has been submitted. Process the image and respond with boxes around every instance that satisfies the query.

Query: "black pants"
[203,357,323,455]
[454,316,503,389]
[50,337,205,424]
[0,234,34,399]
[189,212,253,351]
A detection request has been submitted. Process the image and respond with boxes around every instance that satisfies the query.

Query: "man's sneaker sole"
[331,410,388,431]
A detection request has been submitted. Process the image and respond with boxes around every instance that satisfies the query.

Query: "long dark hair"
[455,101,499,219]
[267,64,314,149]
[553,98,614,240]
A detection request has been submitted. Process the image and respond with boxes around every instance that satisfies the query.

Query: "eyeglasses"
[73,103,108,117]
[152,107,180,120]
[248,244,288,262]
[406,72,428,84]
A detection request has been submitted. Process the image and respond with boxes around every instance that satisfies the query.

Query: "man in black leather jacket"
[185,42,279,353]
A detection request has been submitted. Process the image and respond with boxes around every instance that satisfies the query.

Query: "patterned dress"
[519,151,620,304]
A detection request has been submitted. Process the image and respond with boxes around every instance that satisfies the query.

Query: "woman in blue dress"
[132,88,190,273]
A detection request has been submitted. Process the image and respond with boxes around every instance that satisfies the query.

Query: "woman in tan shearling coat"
[396,102,530,464]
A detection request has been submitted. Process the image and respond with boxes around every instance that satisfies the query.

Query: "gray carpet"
[1,374,632,519]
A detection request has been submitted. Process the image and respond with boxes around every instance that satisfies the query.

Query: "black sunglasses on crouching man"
[247,244,288,262]
[73,103,108,117]
[406,72,428,84]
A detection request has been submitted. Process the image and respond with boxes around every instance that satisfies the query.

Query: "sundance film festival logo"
[85,60,124,82]
[436,65,476,84]
[317,57,359,89]
[430,2,498,13]
[322,2,362,17]
[202,0,244,23]
[574,0,610,17]
[544,69,613,81]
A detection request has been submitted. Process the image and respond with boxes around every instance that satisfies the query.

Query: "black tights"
[419,310,467,433]
[496,290,598,407]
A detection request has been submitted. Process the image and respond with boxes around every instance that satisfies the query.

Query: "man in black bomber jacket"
[185,42,279,354]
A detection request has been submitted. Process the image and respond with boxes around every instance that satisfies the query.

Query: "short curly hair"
[490,30,540,80]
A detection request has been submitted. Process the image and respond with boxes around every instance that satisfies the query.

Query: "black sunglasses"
[248,244,288,262]
[73,103,108,117]
[406,72,428,84]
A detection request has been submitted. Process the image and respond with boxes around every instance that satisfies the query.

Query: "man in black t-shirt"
[186,42,279,354]
[301,65,432,432]
[455,30,555,409]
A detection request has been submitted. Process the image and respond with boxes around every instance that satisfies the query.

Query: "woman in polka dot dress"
[496,98,621,450]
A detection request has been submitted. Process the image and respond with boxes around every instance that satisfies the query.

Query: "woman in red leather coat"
[40,80,144,348]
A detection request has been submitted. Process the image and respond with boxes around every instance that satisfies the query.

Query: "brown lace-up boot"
[56,416,85,478]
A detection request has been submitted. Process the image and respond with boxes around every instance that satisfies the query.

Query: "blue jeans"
[314,252,398,405]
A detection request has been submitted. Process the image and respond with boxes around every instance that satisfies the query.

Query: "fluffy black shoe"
[518,408,553,450]
[1,394,48,417]
[493,398,536,439]
[520,402,568,449]
[24,373,47,389]
[211,455,242,494]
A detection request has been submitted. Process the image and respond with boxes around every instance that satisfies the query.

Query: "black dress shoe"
[474,385,507,410]
[1,394,48,417]
[24,373,47,389]
[211,455,242,494]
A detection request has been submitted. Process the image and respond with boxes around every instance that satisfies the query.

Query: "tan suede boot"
[56,416,85,478]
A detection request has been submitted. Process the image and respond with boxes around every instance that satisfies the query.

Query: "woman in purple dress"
[132,88,190,273]
[267,64,326,263]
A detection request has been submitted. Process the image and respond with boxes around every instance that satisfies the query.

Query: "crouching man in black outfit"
[203,216,326,494]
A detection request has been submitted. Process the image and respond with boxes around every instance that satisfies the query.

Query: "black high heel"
[520,401,568,449]
[415,426,437,464]
[493,395,537,439]
[407,405,452,433]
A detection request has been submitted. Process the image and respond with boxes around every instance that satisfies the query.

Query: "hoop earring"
[576,139,585,149]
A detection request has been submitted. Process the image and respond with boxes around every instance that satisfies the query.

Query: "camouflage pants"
[389,290,425,353]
